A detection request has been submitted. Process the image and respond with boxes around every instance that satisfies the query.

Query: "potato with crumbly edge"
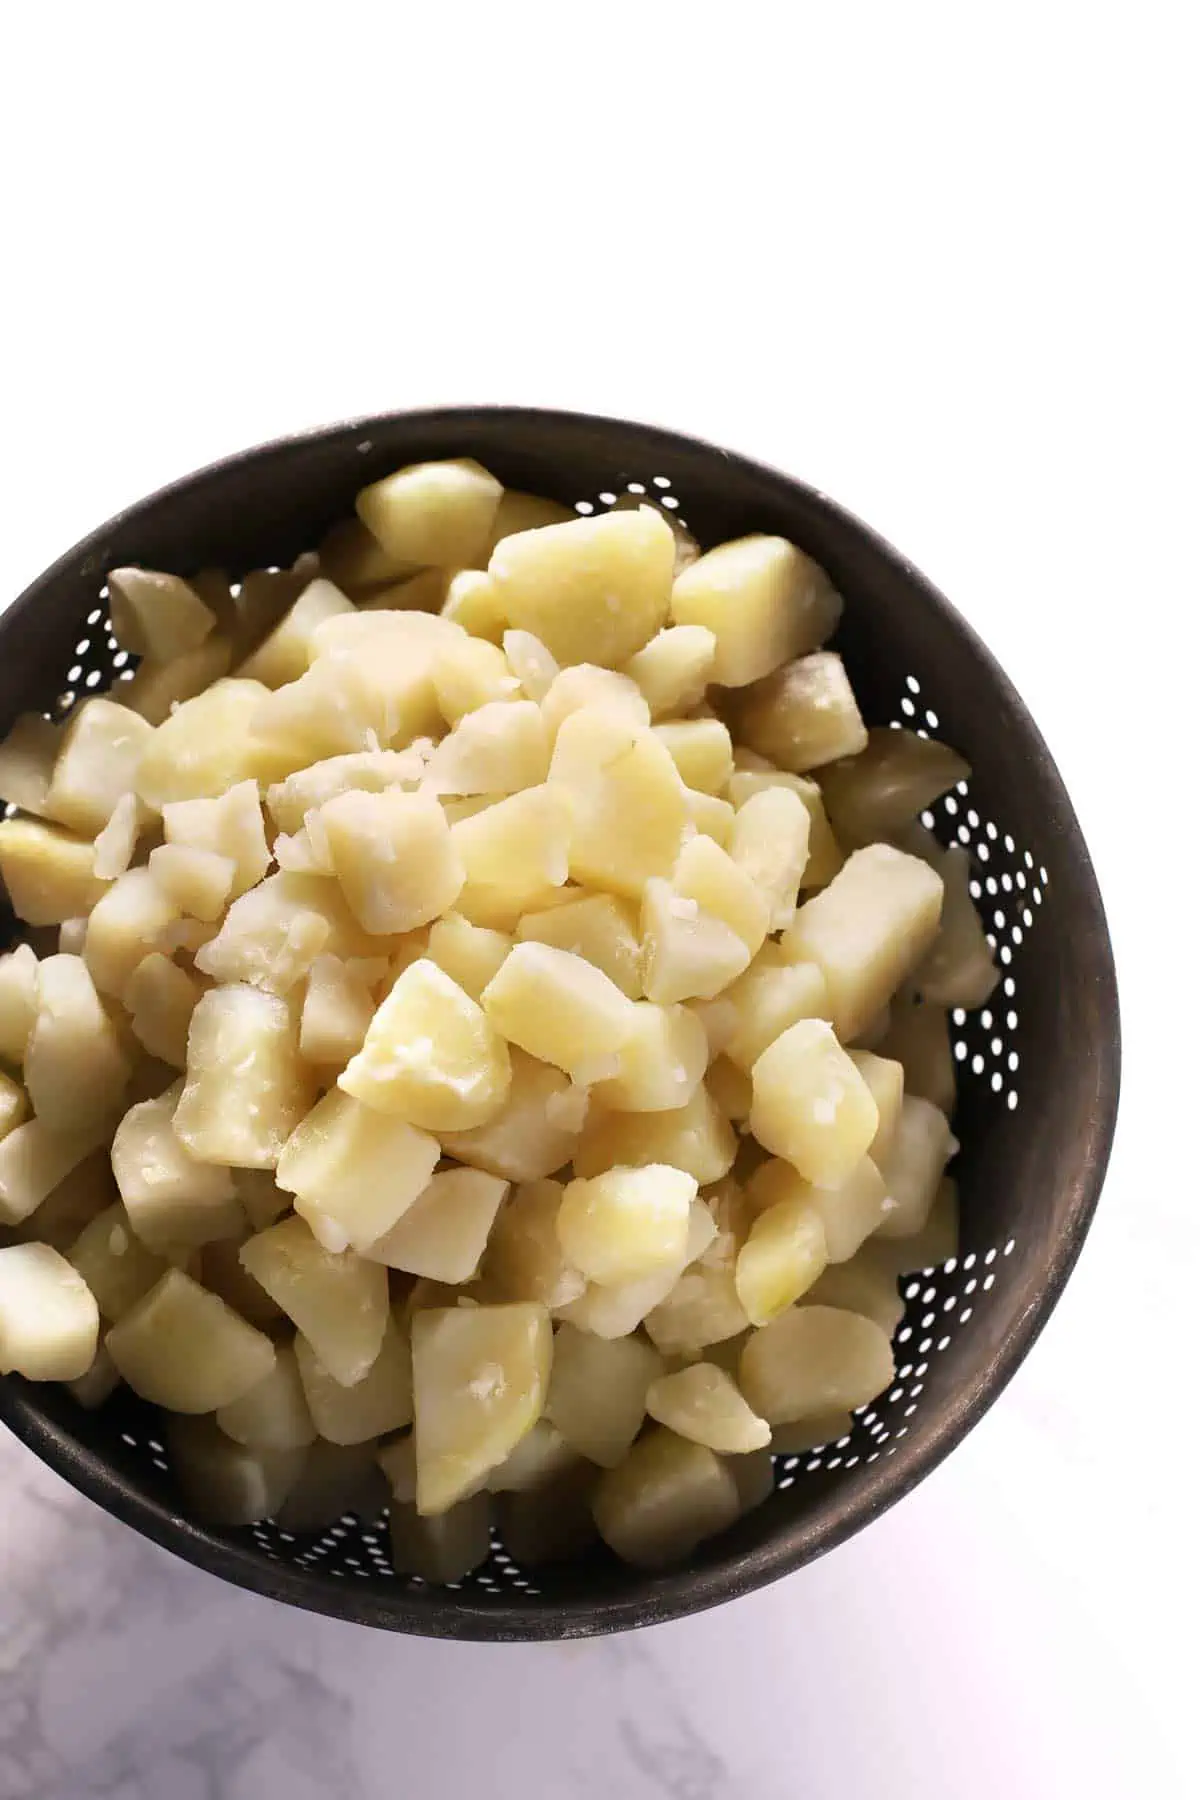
[547,707,688,900]
[0,1241,100,1380]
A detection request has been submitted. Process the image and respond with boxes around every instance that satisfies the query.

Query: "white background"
[1,6,1195,1797]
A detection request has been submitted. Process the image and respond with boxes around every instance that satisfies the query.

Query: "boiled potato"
[193,870,369,993]
[558,1199,717,1338]
[122,636,233,727]
[486,1417,578,1494]
[43,699,153,838]
[318,788,463,936]
[740,1304,894,1423]
[441,1048,588,1182]
[727,766,844,889]
[731,651,867,773]
[68,1343,122,1409]
[341,958,510,1130]
[672,834,769,959]
[640,878,751,1005]
[546,1323,664,1466]
[747,1155,888,1265]
[161,779,270,897]
[237,578,355,687]
[412,1301,551,1514]
[106,1267,275,1412]
[0,1118,109,1227]
[298,954,375,1067]
[517,893,642,1000]
[364,1167,508,1283]
[319,515,421,594]
[645,1363,770,1453]
[92,791,143,880]
[848,1049,905,1162]
[121,955,199,1068]
[357,457,502,567]
[82,868,179,997]
[876,1095,957,1238]
[275,1088,440,1252]
[215,1340,315,1449]
[146,845,235,920]
[498,1459,600,1566]
[915,845,998,1009]
[275,1439,386,1531]
[879,990,956,1113]
[390,1491,493,1584]
[484,1178,585,1308]
[166,1415,304,1526]
[66,1203,164,1321]
[807,1256,906,1336]
[0,1241,99,1379]
[427,914,513,1001]
[426,699,549,798]
[869,1173,959,1274]
[574,1082,735,1184]
[489,507,675,667]
[820,727,969,847]
[238,1215,389,1386]
[23,953,130,1132]
[0,817,108,926]
[0,942,39,1061]
[770,1412,855,1454]
[135,678,284,808]
[0,1070,29,1142]
[199,1232,284,1330]
[623,625,716,719]
[432,626,518,722]
[590,1001,708,1113]
[730,786,811,930]
[111,1085,241,1251]
[734,1191,827,1325]
[652,719,732,794]
[548,708,688,900]
[295,1312,413,1444]
[540,664,650,742]
[451,783,572,929]
[442,568,509,642]
[0,712,62,816]
[264,751,419,836]
[643,1236,750,1357]
[750,1019,879,1188]
[723,953,829,1073]
[484,488,576,557]
[503,628,559,701]
[670,536,841,687]
[685,788,736,848]
[174,985,313,1170]
[106,567,216,663]
[482,941,636,1081]
[592,1426,741,1568]
[556,1165,698,1287]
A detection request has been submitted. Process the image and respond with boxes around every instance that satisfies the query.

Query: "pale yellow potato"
[592,1426,741,1568]
[2,1136,112,1234]
[0,817,108,927]
[731,786,811,930]
[317,787,463,937]
[318,515,421,594]
[503,628,560,700]
[747,1154,890,1265]
[700,1054,752,1125]
[135,678,286,808]
[869,1173,959,1275]
[166,1415,304,1526]
[557,1164,697,1288]
[820,727,969,848]
[426,699,548,797]
[546,1323,664,1467]
[412,1301,551,1514]
[357,458,502,567]
[484,489,576,557]
[106,567,216,663]
[42,699,153,838]
[640,877,751,1005]
[646,1362,770,1453]
[848,1049,905,1162]
[106,1267,275,1412]
[735,1194,827,1325]
[264,751,421,838]
[425,914,512,1002]
[685,789,736,848]
[111,1085,241,1252]
[540,664,650,742]
[275,1088,440,1253]
[489,506,675,668]
[120,954,198,1068]
[215,1341,316,1448]
[68,1343,122,1409]
[915,845,998,1009]
[252,644,437,768]
[340,958,510,1131]
[376,1431,417,1501]
[723,954,829,1072]
[878,991,955,1113]
[481,941,636,1081]
[516,893,641,1001]
[122,636,234,727]
[782,844,944,1041]
[485,1417,578,1493]
[590,1001,708,1113]
[193,873,349,995]
[672,833,769,960]
[670,536,841,688]
[806,1255,906,1336]
[364,1167,508,1283]
[143,844,231,922]
[483,1177,585,1308]
[295,955,372,1068]
[83,868,179,997]
[770,1412,855,1454]
[441,1048,588,1183]
[548,707,688,900]
[431,634,521,724]
[643,1230,750,1357]
[295,1313,413,1444]
[390,1491,493,1584]
[56,917,88,955]
[161,779,270,897]
[740,1303,895,1424]
[0,1070,29,1142]
[623,624,716,719]
[23,953,130,1132]
[652,719,733,795]
[441,569,509,643]
[174,984,314,1169]
[356,567,459,615]
[65,1202,164,1321]
[574,1081,735,1184]
[0,942,39,1061]
[727,767,844,889]
[727,1445,775,1514]
[237,578,355,687]
[239,1215,390,1386]
[875,1095,957,1238]
[450,783,572,929]
[92,791,143,880]
[276,1439,385,1531]
[559,1199,717,1339]
[0,1241,100,1380]
[750,1018,879,1189]
[0,712,62,816]
[732,650,868,774]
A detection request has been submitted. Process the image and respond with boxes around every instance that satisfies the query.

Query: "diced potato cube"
[733,651,868,773]
[485,1417,577,1493]
[92,791,143,880]
[106,1267,275,1411]
[412,1302,551,1513]
[364,1168,508,1283]
[174,985,314,1169]
[672,834,769,959]
[426,914,512,1002]
[915,845,998,1009]
[106,567,216,662]
[275,1440,385,1531]
[516,893,641,1001]
[670,536,841,688]
[0,1070,29,1142]
[275,1088,440,1253]
[356,457,502,566]
[734,1195,827,1325]
[199,1231,284,1330]
[237,578,355,688]
[111,1085,240,1251]
[0,712,62,816]
[724,954,828,1077]
[68,1343,122,1408]
[311,602,463,663]
[820,728,969,848]
[135,679,280,808]
[640,877,750,1005]
[503,629,559,701]
[239,1215,389,1386]
[747,1154,889,1265]
[295,1313,413,1443]
[592,1426,741,1568]
[643,1233,750,1356]
[390,1491,493,1584]
[481,942,636,1081]
[484,1177,583,1308]
[22,954,130,1132]
[782,844,944,1041]
[848,1049,905,1162]
[646,1363,770,1453]
[739,1304,895,1423]
[66,1203,164,1320]
[489,506,674,667]
[340,958,510,1131]
[731,786,811,932]
[698,1053,752,1125]
[426,699,549,798]
[441,569,509,643]
[146,845,235,922]
[166,1415,304,1525]
[42,699,154,838]
[556,1165,697,1287]
[875,1095,957,1238]
[194,871,352,994]
[451,783,572,929]
[546,1323,664,1466]
[623,625,716,720]
[484,488,575,558]
[750,1018,878,1189]
[122,636,234,727]
[298,954,375,1067]
[0,942,39,1061]
[878,992,955,1113]
[431,634,521,724]
[590,1001,708,1114]
[161,779,270,897]
[321,788,464,936]
[770,1412,855,1454]
[652,719,732,795]
[869,1173,959,1276]
[441,1049,588,1183]
[548,708,688,900]
[0,817,108,927]
[727,767,843,889]
[559,1199,717,1339]
[574,1083,735,1185]
[685,789,736,849]
[806,1256,905,1336]
[540,665,650,743]
[82,868,179,997]
[215,1342,315,1448]
[0,1118,105,1226]
[319,515,421,594]
[0,1240,99,1379]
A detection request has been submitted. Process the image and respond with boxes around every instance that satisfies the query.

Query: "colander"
[0,407,1120,1640]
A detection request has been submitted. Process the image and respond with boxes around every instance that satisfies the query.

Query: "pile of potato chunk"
[0,456,996,1579]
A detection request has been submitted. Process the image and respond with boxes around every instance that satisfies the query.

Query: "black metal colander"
[0,407,1120,1640]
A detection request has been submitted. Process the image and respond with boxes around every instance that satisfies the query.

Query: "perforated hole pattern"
[5,447,1061,1621]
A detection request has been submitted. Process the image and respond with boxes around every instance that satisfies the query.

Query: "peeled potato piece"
[820,728,969,848]
[875,1095,957,1239]
[739,1304,895,1424]
[451,783,572,929]
[574,1082,735,1185]
[806,1257,906,1337]
[723,954,829,1073]
[732,651,867,772]
[136,679,286,809]
[275,1089,440,1253]
[868,1173,959,1275]
[23,953,130,1133]
[441,1048,588,1183]
[237,578,355,688]
[727,767,844,889]
[431,633,521,723]
[750,1019,879,1189]
[442,568,509,642]
[546,1323,664,1467]
[640,877,750,1006]
[43,699,154,838]
[107,567,216,663]
[484,1177,585,1308]
[498,1459,600,1566]
[390,1491,493,1584]
[0,1118,111,1228]
[557,1164,698,1287]
[482,941,636,1082]
[426,699,549,798]
[643,1231,750,1357]
[914,845,998,1009]
[106,1268,276,1412]
[770,1412,855,1454]
[670,536,840,688]
[92,791,142,880]
[623,625,716,719]
[66,1203,164,1321]
[364,1167,508,1283]
[0,942,39,1061]
[558,1198,717,1339]
[299,954,375,1067]
[319,788,464,937]
[238,1216,389,1386]
[412,1302,551,1514]
[590,1001,708,1114]
[341,958,510,1131]
[0,1241,100,1379]
[319,515,421,593]
[174,985,314,1170]
[652,718,732,795]
[735,1195,827,1325]
[166,1415,304,1526]
[427,914,513,1001]
[730,785,811,930]
[548,708,689,901]
[357,457,502,567]
[646,1362,770,1453]
[146,845,235,921]
[82,868,179,999]
[295,1313,413,1444]
[276,1439,386,1532]
[0,712,62,816]
[671,834,770,960]
[592,1426,741,1568]
[0,1071,29,1143]
[122,637,234,728]
[109,1085,239,1251]
[540,664,650,742]
[68,1343,122,1409]
[0,817,109,927]
[161,779,270,898]
[216,1341,316,1450]
[748,1154,889,1266]
[878,989,955,1114]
